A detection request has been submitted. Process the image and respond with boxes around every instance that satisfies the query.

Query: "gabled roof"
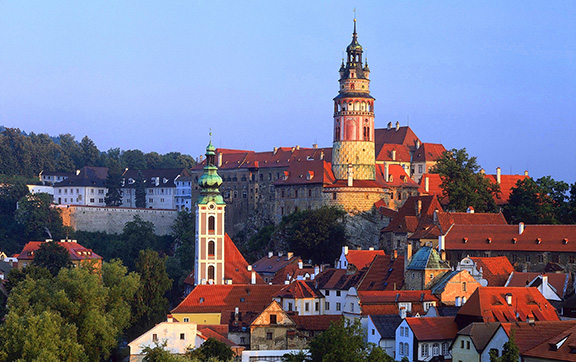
[405,317,458,341]
[435,211,508,235]
[273,159,335,186]
[375,144,412,163]
[469,257,514,287]
[406,246,450,271]
[18,241,102,262]
[369,314,403,339]
[445,224,576,253]
[356,254,405,291]
[252,253,298,275]
[122,168,189,188]
[273,280,324,299]
[500,321,576,359]
[345,249,386,270]
[224,233,265,285]
[382,195,443,233]
[358,290,439,304]
[505,272,571,299]
[314,268,365,291]
[197,326,238,348]
[374,126,420,149]
[270,263,316,285]
[54,166,108,188]
[429,270,463,295]
[456,322,501,353]
[412,143,446,163]
[457,287,559,323]
[250,300,296,327]
[291,314,342,331]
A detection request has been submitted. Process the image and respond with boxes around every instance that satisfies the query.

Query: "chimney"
[417,200,422,216]
[480,168,485,175]
[235,307,239,321]
[399,307,407,319]
[167,314,174,323]
[247,265,252,271]
[438,235,445,259]
[268,251,273,258]
[387,121,392,129]
[406,242,413,262]
[467,206,474,214]
[395,121,400,131]
[369,247,375,251]
[76,169,81,175]
[287,252,294,259]
[416,140,421,149]
[296,145,300,150]
[273,147,278,154]
[320,151,324,160]
[424,176,429,193]
[298,260,303,269]
[524,170,529,176]
[542,275,548,286]
[496,167,501,184]
[391,149,396,161]
[455,297,461,307]
[218,153,223,167]
[314,265,320,276]
[519,222,525,235]
[251,271,256,284]
[385,164,390,183]
[347,164,353,187]
[505,293,513,306]
[279,251,283,257]
[393,250,398,259]
[343,246,349,256]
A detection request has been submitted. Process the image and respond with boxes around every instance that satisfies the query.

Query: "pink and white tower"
[332,18,376,181]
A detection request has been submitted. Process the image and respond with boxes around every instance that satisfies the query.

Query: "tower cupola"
[197,140,224,205]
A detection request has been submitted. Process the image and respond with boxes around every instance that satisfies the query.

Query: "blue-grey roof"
[430,270,460,294]
[369,314,403,339]
[406,246,450,271]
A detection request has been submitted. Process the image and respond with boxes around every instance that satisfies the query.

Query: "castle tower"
[195,139,226,285]
[332,18,376,181]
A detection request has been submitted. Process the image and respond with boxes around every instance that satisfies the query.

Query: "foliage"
[308,318,385,362]
[32,240,72,276]
[142,341,195,362]
[120,216,158,270]
[243,224,275,262]
[432,148,500,212]
[282,350,309,362]
[0,261,140,362]
[490,332,519,362]
[14,192,69,240]
[105,166,124,207]
[79,136,101,168]
[505,176,575,224]
[129,250,173,340]
[135,170,147,208]
[276,206,347,264]
[186,338,234,362]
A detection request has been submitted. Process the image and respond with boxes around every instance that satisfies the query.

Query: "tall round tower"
[332,18,376,181]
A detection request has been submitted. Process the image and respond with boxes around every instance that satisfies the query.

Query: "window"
[526,255,532,263]
[288,302,293,312]
[399,342,404,356]
[90,198,95,203]
[461,340,464,348]
[466,340,471,349]
[400,327,404,337]
[208,216,215,232]
[240,337,246,344]
[351,303,354,312]
[418,165,423,173]
[332,193,336,200]
[148,198,153,203]
[208,241,215,256]
[153,334,158,342]
[98,189,104,194]
[336,303,341,311]
[294,190,298,198]
[315,302,319,311]
[325,290,330,296]
[372,329,375,335]
[183,318,189,322]
[325,302,330,310]
[308,189,312,197]
[207,265,215,280]
[462,282,467,292]
[180,333,185,340]
[99,198,104,203]
[433,343,440,356]
[305,302,310,312]
[270,314,277,324]
[336,290,341,297]
[422,343,429,357]
[539,254,544,263]
[442,342,449,356]
[266,332,273,340]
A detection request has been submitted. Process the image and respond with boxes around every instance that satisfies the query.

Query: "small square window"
[266,332,273,340]
[180,333,185,340]
[153,334,158,342]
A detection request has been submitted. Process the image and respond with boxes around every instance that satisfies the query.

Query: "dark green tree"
[122,149,148,169]
[142,340,193,362]
[58,133,83,170]
[135,170,147,208]
[145,152,163,169]
[15,192,68,240]
[282,350,309,362]
[79,135,101,167]
[105,167,124,207]
[120,216,157,270]
[432,148,500,212]
[32,240,72,276]
[129,250,173,339]
[186,338,234,361]
[276,206,347,264]
[490,332,519,362]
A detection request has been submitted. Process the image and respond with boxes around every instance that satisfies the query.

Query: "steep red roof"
[375,144,412,163]
[382,195,443,233]
[374,164,420,188]
[198,326,237,347]
[270,263,316,284]
[485,174,529,205]
[412,143,446,163]
[445,224,576,253]
[273,280,324,299]
[314,268,365,291]
[356,254,405,291]
[374,126,420,149]
[500,321,576,359]
[224,233,265,285]
[436,212,508,234]
[457,287,559,323]
[17,241,102,262]
[273,159,335,186]
[345,249,385,269]
[252,253,298,275]
[469,257,514,287]
[358,290,439,304]
[506,272,571,298]
[406,317,458,341]
[291,314,342,331]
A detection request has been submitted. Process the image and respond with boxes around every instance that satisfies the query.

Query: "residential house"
[505,272,572,303]
[273,280,324,316]
[429,269,481,306]
[16,240,102,269]
[404,246,450,291]
[457,256,514,287]
[122,168,189,209]
[252,252,298,284]
[39,170,74,185]
[450,322,501,362]
[249,301,308,351]
[175,175,193,211]
[396,316,457,361]
[335,246,385,270]
[366,314,402,357]
[53,166,108,206]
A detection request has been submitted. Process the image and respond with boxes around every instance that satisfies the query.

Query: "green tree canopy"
[432,148,500,212]
[32,241,72,276]
[135,170,147,208]
[15,192,68,240]
[105,166,124,207]
[186,338,234,362]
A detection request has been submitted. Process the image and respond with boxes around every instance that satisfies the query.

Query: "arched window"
[208,215,215,232]
[207,265,215,280]
[361,102,365,111]
[208,240,215,256]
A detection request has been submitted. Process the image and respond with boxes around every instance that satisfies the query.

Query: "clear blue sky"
[1,1,575,182]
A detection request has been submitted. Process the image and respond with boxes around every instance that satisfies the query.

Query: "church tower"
[195,139,226,285]
[332,18,376,181]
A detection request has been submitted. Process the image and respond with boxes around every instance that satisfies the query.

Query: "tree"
[308,318,390,362]
[129,250,172,339]
[105,167,124,207]
[432,148,500,212]
[135,170,147,208]
[32,241,72,276]
[490,332,519,362]
[79,136,101,167]
[122,149,148,169]
[58,133,83,170]
[120,216,157,270]
[282,351,309,362]
[0,262,139,362]
[15,192,68,240]
[142,341,194,362]
[276,206,347,264]
[186,338,234,362]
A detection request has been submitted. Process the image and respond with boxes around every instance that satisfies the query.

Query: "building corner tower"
[332,18,376,181]
[195,139,226,285]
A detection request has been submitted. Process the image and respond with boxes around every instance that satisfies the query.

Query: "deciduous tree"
[32,240,72,276]
[15,192,68,240]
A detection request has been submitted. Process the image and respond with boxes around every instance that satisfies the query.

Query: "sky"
[1,1,575,182]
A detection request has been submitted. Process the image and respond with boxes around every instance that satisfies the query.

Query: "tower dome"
[197,139,224,204]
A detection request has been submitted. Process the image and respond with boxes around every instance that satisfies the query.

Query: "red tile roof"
[356,254,405,291]
[252,254,298,275]
[406,316,458,341]
[412,143,446,163]
[485,174,529,205]
[224,233,265,285]
[358,290,439,304]
[500,321,576,359]
[375,144,412,163]
[270,264,316,284]
[457,287,559,323]
[345,249,386,270]
[374,126,420,149]
[375,164,420,188]
[445,224,576,253]
[291,314,342,331]
[382,195,443,233]
[469,257,514,287]
[273,159,335,186]
[17,241,102,262]
[273,280,324,299]
[198,326,237,347]
[505,272,571,298]
[314,268,365,291]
